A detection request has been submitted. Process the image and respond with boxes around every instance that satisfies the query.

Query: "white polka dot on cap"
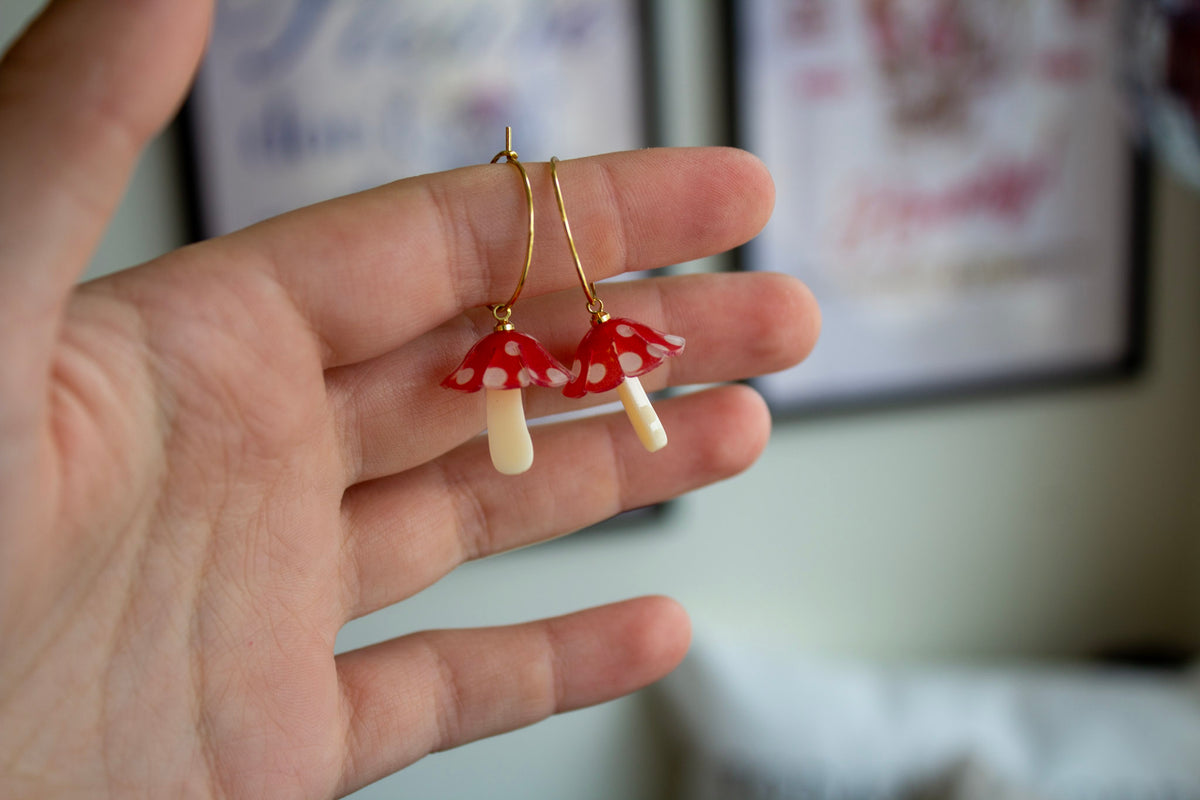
[483,367,510,388]
[618,351,643,373]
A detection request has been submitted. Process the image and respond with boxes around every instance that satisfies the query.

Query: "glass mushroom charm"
[441,129,571,475]
[442,325,570,475]
[550,157,685,452]
[562,316,684,451]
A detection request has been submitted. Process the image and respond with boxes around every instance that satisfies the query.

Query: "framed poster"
[729,0,1149,412]
[188,0,654,238]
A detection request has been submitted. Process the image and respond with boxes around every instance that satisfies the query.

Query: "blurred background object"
[188,0,651,236]
[1128,0,1200,188]
[658,637,1200,799]
[2,1,1199,798]
[732,0,1147,411]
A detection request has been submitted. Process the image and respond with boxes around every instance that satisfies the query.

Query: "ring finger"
[338,383,769,620]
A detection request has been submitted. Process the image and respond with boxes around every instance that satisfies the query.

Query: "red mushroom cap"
[442,330,571,393]
[563,317,685,398]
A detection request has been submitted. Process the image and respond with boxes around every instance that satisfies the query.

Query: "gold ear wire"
[488,127,535,329]
[549,156,607,322]
[549,157,681,453]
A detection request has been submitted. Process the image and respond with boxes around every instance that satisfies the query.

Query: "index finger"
[222,146,774,368]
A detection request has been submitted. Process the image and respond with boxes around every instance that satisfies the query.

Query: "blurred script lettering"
[191,0,644,237]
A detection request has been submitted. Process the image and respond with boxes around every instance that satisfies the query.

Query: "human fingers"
[339,385,769,619]
[329,271,818,485]
[0,0,212,575]
[222,146,774,368]
[0,0,211,310]
[334,595,690,796]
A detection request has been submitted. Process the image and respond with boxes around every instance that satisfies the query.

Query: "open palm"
[0,2,819,798]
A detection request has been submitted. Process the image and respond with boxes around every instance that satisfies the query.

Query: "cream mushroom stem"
[616,376,667,453]
[486,387,534,475]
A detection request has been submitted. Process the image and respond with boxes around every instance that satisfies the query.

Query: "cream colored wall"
[5,2,1200,798]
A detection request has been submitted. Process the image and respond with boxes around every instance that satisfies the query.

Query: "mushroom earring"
[441,129,571,475]
[549,157,685,452]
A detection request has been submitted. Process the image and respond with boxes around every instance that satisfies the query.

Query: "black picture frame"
[185,0,658,240]
[725,0,1151,416]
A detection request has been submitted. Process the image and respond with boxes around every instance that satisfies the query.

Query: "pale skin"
[0,1,820,798]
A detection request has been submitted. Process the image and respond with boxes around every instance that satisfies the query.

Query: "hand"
[0,2,819,798]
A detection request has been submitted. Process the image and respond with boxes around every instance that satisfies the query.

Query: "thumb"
[0,0,212,421]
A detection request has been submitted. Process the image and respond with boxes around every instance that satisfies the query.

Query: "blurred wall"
[4,2,1199,799]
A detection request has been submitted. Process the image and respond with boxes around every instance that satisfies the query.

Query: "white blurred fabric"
[657,638,1200,800]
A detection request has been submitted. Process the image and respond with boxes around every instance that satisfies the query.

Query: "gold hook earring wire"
[549,156,606,319]
[488,126,535,326]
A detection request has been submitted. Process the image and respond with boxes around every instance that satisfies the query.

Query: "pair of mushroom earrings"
[442,128,685,475]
